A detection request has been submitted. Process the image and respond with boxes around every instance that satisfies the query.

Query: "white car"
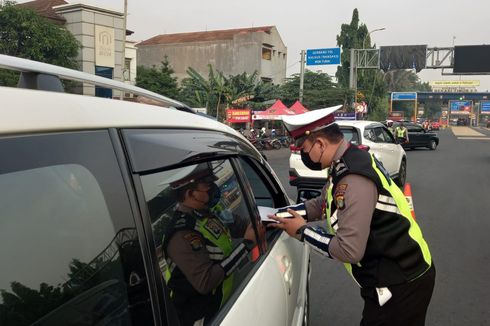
[0,55,310,326]
[289,120,407,191]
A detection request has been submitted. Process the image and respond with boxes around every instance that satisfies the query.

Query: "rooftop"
[138,26,274,46]
[18,0,68,25]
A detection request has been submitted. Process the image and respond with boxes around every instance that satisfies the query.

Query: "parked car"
[0,55,310,326]
[393,122,439,150]
[289,120,407,191]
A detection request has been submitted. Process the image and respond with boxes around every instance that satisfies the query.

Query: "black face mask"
[301,148,323,171]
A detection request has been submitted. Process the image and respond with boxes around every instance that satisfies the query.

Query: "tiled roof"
[138,26,274,46]
[18,0,68,25]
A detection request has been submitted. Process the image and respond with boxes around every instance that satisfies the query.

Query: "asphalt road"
[265,128,490,326]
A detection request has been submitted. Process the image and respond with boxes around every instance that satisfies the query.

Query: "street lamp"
[363,27,386,49]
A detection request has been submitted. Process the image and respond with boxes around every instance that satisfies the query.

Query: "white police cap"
[282,105,343,139]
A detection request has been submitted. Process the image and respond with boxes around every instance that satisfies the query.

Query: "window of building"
[124,58,132,81]
[262,48,272,61]
[95,66,113,98]
[140,159,261,325]
[0,131,154,325]
[283,53,287,60]
[261,77,273,83]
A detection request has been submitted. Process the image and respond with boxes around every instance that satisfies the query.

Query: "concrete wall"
[137,26,287,85]
[138,40,235,81]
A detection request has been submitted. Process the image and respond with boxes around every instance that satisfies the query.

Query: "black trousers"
[360,264,436,326]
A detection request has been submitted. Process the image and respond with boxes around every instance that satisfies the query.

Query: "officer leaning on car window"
[270,106,436,326]
[161,163,260,326]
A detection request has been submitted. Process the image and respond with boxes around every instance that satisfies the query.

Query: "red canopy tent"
[289,101,309,114]
[253,100,296,120]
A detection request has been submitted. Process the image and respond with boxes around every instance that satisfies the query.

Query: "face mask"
[301,146,323,171]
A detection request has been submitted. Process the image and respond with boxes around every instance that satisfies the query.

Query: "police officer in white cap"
[271,106,435,326]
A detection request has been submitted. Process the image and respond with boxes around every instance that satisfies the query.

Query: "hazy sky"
[25,0,490,90]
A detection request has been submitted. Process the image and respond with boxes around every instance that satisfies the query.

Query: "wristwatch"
[295,225,308,242]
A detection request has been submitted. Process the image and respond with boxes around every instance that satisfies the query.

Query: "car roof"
[0,86,239,137]
[334,120,383,130]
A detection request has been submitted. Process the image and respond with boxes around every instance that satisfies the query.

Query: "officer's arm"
[166,230,226,295]
[304,183,328,222]
[327,174,378,263]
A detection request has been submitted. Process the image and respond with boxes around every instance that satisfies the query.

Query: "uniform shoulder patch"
[183,233,204,251]
[334,184,348,210]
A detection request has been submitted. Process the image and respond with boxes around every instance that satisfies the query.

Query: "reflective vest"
[396,126,407,138]
[325,146,432,287]
[163,211,234,316]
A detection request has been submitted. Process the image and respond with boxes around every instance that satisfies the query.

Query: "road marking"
[457,137,490,140]
[451,127,485,137]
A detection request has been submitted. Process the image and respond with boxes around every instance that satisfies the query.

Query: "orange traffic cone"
[403,183,416,220]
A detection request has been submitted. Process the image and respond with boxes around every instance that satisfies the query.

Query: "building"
[137,26,287,85]
[19,0,137,98]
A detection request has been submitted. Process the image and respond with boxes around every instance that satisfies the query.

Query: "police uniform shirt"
[304,140,378,263]
[166,204,225,294]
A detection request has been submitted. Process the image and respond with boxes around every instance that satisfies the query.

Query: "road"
[265,127,490,326]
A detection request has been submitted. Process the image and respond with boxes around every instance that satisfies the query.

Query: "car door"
[0,131,157,326]
[379,126,403,174]
[364,127,393,173]
[121,128,308,326]
[407,125,425,147]
[221,156,309,326]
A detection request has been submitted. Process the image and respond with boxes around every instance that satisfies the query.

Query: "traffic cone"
[403,183,416,220]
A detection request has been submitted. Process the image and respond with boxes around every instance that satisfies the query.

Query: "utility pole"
[120,0,128,100]
[349,48,357,109]
[299,50,306,103]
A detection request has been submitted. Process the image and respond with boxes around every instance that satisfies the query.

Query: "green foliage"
[335,8,387,116]
[385,70,432,92]
[0,1,79,86]
[279,70,352,109]
[136,57,179,99]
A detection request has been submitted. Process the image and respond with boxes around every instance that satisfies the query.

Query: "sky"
[22,0,490,91]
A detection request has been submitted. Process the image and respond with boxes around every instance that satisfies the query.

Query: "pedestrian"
[271,128,276,138]
[395,121,409,144]
[162,163,259,326]
[271,106,435,326]
[386,120,394,135]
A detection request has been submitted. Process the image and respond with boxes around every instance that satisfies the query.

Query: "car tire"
[394,159,406,187]
[428,140,437,150]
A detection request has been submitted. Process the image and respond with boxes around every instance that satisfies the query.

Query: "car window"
[0,131,154,326]
[364,128,376,142]
[380,127,396,143]
[140,159,261,325]
[407,125,423,132]
[340,127,360,145]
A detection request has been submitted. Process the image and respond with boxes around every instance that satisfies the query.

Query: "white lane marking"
[457,137,490,140]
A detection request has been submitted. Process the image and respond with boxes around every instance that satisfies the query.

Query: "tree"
[335,9,387,120]
[279,70,352,109]
[0,1,79,86]
[384,70,432,93]
[136,57,179,99]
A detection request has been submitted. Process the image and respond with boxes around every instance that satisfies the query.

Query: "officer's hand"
[268,209,306,238]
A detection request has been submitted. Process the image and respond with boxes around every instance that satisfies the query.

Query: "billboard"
[226,109,251,123]
[380,45,427,72]
[429,80,480,87]
[454,45,490,73]
[481,101,490,115]
[449,100,473,114]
